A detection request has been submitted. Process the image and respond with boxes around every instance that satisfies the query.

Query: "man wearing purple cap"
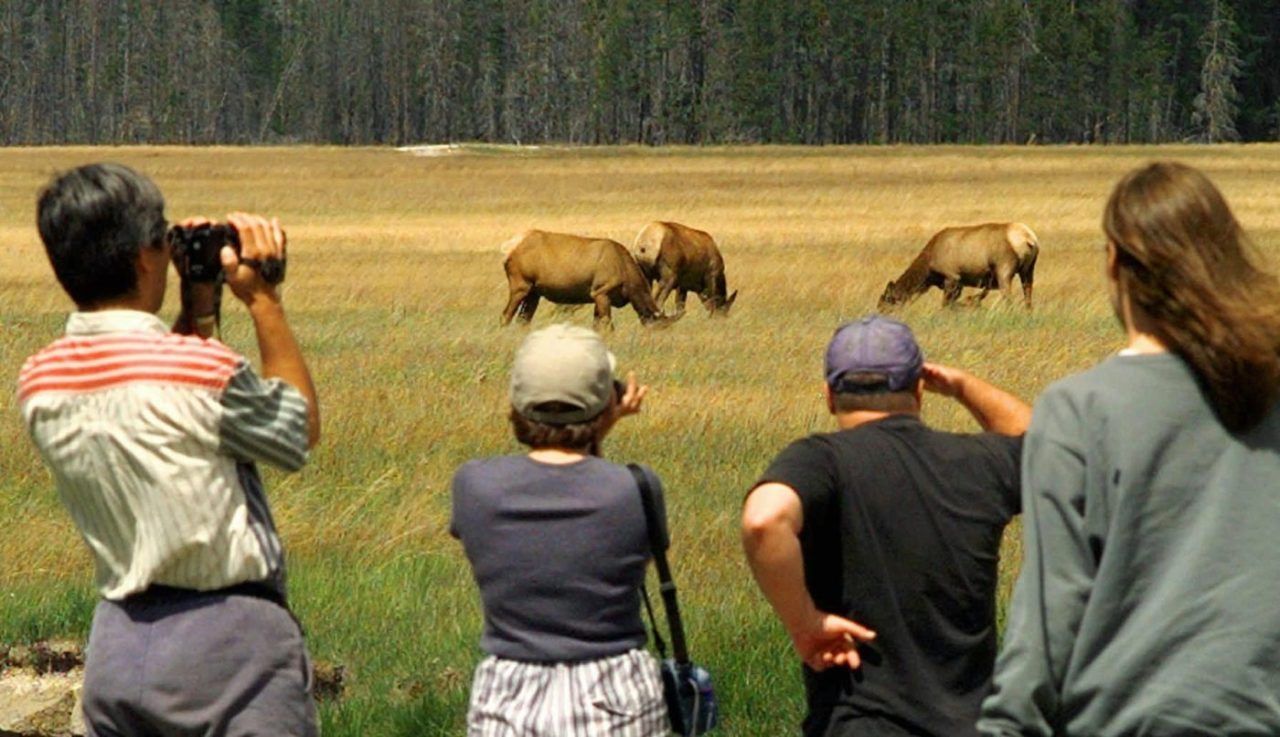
[742,315,1031,737]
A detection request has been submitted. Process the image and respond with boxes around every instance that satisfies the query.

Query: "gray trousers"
[82,591,318,737]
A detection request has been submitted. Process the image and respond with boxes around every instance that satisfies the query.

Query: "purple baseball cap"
[825,315,924,393]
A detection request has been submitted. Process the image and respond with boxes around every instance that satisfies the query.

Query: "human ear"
[1105,241,1121,282]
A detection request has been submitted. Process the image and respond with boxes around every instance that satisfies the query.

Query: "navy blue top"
[451,455,667,662]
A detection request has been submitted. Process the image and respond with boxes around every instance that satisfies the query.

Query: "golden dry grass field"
[2,144,1279,734]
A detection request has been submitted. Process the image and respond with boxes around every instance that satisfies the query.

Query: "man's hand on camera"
[222,212,288,304]
[222,212,284,303]
[219,212,319,447]
[171,216,217,336]
[222,212,286,306]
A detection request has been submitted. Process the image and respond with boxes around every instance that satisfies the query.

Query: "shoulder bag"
[627,463,719,736]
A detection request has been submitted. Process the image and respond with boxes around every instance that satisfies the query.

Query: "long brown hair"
[1103,161,1280,432]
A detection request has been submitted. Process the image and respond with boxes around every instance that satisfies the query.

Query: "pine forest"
[1,0,1277,146]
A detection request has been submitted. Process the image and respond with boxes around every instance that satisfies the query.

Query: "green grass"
[0,582,95,644]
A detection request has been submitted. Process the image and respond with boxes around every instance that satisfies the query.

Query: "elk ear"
[878,282,895,309]
[712,289,738,317]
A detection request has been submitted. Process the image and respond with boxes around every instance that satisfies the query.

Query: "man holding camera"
[18,163,320,736]
[742,316,1029,737]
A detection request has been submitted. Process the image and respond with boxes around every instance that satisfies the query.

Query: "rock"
[0,670,85,737]
[3,642,82,676]
[312,661,346,702]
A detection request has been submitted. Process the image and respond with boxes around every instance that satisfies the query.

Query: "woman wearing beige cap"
[450,323,668,736]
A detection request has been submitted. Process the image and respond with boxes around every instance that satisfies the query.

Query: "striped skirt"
[467,649,668,737]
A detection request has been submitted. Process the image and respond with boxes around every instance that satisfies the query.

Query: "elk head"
[877,281,905,310]
[641,310,684,329]
[705,289,739,317]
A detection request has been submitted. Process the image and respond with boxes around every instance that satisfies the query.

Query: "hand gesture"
[921,362,969,398]
[616,371,649,418]
[789,612,876,671]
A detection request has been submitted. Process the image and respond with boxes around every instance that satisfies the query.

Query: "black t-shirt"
[757,414,1021,737]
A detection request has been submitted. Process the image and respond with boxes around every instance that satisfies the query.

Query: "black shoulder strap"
[627,463,690,665]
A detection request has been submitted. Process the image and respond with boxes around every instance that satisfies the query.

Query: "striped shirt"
[17,310,309,600]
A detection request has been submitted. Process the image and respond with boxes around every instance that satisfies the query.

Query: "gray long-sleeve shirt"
[980,353,1280,737]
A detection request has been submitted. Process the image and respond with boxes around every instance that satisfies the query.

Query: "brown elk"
[878,222,1040,309]
[630,221,738,316]
[500,229,680,331]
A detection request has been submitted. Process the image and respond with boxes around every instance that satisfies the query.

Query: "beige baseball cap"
[510,324,618,423]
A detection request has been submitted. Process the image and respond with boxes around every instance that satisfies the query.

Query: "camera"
[168,223,286,285]
[662,660,718,735]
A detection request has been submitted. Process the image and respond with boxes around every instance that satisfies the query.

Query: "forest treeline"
[2,0,1278,146]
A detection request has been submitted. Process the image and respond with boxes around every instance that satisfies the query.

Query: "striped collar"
[66,310,168,337]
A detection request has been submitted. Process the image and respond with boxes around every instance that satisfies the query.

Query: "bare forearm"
[954,373,1031,435]
[172,284,218,338]
[743,521,820,634]
[248,296,320,447]
[743,484,877,670]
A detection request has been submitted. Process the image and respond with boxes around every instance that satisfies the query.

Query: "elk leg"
[995,268,1016,307]
[517,292,541,323]
[590,281,619,331]
[941,279,963,307]
[1019,265,1035,309]
[678,289,693,315]
[653,274,678,312]
[973,274,993,303]
[592,295,613,331]
[1018,249,1039,309]
[501,284,531,326]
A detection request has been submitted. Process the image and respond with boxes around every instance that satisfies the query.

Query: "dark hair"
[36,163,167,307]
[831,390,918,414]
[509,405,611,452]
[829,371,920,413]
[1104,161,1280,432]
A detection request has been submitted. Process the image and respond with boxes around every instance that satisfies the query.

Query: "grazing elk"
[630,221,738,316]
[500,229,680,331]
[878,222,1040,309]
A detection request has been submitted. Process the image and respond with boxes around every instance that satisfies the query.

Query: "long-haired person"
[450,324,668,736]
[979,161,1280,736]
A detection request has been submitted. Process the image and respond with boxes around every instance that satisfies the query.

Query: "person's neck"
[79,294,152,314]
[527,447,589,464]
[833,409,916,431]
[1121,297,1168,355]
[1122,333,1167,354]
